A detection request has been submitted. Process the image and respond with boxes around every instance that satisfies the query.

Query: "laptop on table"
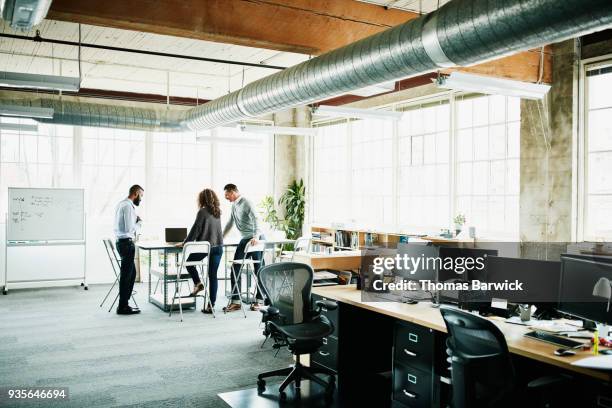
[165,228,187,244]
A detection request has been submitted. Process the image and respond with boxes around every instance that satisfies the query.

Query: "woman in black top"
[178,188,224,313]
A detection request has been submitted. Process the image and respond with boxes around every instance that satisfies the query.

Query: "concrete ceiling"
[0,19,309,100]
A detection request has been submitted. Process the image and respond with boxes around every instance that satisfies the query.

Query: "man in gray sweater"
[222,183,263,312]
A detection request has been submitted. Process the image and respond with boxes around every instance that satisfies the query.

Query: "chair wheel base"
[257,379,265,393]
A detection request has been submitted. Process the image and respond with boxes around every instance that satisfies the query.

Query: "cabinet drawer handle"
[319,351,330,356]
[409,333,419,343]
[407,374,417,384]
[322,338,328,345]
[403,349,417,357]
[402,389,416,398]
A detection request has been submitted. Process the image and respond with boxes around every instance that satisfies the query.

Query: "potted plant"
[453,214,466,236]
[279,179,306,240]
[258,195,284,232]
[258,179,306,246]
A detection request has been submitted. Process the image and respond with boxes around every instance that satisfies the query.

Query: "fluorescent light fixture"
[436,72,551,100]
[349,81,396,97]
[0,104,54,119]
[313,105,403,121]
[0,122,38,132]
[240,124,317,136]
[1,0,52,31]
[0,71,80,92]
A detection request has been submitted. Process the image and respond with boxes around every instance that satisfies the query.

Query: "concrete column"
[272,108,297,210]
[520,40,576,254]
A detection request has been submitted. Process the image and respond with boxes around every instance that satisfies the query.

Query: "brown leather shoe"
[201,306,214,314]
[223,303,242,313]
[189,283,204,297]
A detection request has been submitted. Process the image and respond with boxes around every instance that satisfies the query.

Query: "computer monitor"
[558,255,612,326]
[437,246,498,304]
[484,256,561,305]
[165,227,187,243]
[395,242,438,282]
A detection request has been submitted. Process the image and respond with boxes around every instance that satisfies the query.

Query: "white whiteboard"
[7,188,85,242]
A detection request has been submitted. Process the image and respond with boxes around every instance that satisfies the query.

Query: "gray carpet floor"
[0,283,293,407]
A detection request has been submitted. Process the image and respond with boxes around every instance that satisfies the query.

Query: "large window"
[310,94,521,238]
[350,118,394,226]
[582,60,612,240]
[0,118,272,283]
[455,94,520,238]
[312,121,349,225]
[397,101,450,232]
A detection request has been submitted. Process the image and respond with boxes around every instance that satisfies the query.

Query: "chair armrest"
[527,374,572,389]
[315,299,338,312]
[260,306,280,316]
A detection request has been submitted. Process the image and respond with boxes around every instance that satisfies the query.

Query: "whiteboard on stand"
[7,187,85,242]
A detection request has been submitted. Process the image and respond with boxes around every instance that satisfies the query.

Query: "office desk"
[137,241,195,312]
[311,285,611,407]
[313,285,610,381]
[293,251,362,271]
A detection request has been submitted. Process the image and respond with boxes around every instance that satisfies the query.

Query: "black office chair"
[440,306,570,408]
[256,262,337,402]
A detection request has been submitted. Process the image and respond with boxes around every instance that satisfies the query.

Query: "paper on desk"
[505,316,538,326]
[572,356,612,370]
[528,321,581,333]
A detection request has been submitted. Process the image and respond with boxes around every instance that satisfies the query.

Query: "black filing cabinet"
[392,321,437,408]
[311,294,339,372]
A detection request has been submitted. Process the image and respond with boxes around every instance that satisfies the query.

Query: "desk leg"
[147,249,151,303]
[164,249,168,312]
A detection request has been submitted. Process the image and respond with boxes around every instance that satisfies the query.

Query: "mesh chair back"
[440,306,515,407]
[441,306,508,356]
[181,241,211,266]
[259,262,314,325]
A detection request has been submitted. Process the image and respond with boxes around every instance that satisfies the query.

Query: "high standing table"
[136,241,196,312]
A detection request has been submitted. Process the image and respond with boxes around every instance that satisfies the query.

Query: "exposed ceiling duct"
[1,0,612,132]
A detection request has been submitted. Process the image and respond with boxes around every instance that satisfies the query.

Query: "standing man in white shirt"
[114,184,144,315]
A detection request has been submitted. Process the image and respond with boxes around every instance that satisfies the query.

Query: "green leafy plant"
[258,179,306,241]
[258,195,283,231]
[453,213,466,227]
[279,179,306,240]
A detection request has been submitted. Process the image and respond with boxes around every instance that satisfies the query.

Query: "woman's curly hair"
[198,188,221,218]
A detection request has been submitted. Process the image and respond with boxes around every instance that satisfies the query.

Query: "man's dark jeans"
[116,238,136,309]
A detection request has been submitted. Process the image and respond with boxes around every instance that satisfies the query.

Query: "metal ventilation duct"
[0,98,183,131]
[1,0,612,131]
[183,0,612,130]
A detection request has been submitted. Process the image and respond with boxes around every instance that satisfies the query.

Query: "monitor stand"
[532,304,562,320]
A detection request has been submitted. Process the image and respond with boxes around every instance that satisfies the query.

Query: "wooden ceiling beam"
[48,0,416,55]
[47,0,552,94]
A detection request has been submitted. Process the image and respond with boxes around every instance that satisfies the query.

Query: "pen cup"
[519,304,531,322]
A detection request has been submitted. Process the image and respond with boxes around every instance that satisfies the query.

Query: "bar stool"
[227,240,266,317]
[279,237,311,262]
[100,238,139,312]
[170,241,212,322]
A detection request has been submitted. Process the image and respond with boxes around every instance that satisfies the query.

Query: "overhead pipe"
[1,0,612,131]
